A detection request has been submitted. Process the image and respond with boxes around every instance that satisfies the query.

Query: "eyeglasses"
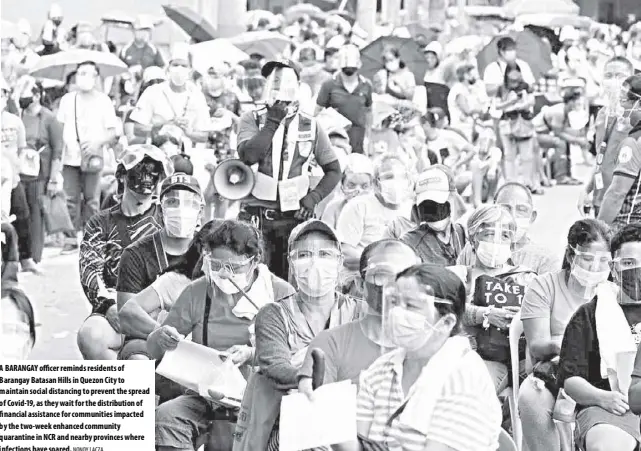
[203,254,254,274]
[289,248,341,261]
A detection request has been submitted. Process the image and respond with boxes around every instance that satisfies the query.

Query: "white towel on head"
[232,264,274,320]
[595,282,637,391]
[398,336,471,435]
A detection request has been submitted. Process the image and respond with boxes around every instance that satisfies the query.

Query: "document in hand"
[279,381,357,451]
[155,340,246,407]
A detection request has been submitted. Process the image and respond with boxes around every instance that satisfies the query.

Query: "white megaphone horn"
[212,159,255,201]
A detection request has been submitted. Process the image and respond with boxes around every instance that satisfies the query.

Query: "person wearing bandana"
[400,166,468,266]
[77,145,173,360]
[236,59,341,280]
[598,75,641,229]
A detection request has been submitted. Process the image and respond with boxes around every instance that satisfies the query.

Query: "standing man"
[236,59,341,279]
[315,44,373,155]
[119,16,165,70]
[57,61,119,253]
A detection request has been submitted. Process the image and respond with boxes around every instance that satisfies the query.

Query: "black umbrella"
[361,36,429,84]
[162,4,216,43]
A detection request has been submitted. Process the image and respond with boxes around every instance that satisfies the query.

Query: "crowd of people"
[5,3,641,451]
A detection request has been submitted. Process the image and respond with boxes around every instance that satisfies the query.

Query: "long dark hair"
[562,219,612,270]
[162,220,224,279]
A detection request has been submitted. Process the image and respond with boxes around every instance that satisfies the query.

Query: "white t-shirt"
[482,58,536,89]
[57,91,118,167]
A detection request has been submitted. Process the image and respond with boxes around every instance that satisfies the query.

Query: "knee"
[77,317,118,354]
[518,377,554,421]
[585,426,637,451]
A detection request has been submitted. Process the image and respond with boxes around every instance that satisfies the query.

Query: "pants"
[348,126,366,154]
[22,179,46,263]
[500,125,537,188]
[62,165,100,237]
[10,181,32,261]
[238,207,301,280]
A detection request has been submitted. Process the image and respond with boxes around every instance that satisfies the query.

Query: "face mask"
[514,217,531,242]
[427,218,450,232]
[210,271,251,294]
[468,77,478,85]
[419,200,451,223]
[476,241,512,268]
[503,50,517,62]
[292,258,339,297]
[379,180,407,205]
[571,264,610,288]
[342,68,357,77]
[75,74,95,92]
[52,19,62,27]
[126,162,161,195]
[342,186,363,199]
[163,207,199,238]
[567,110,589,129]
[389,306,440,351]
[169,66,190,87]
[385,61,400,72]
[18,97,33,110]
[619,267,641,302]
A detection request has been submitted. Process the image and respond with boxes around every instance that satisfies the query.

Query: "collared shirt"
[610,135,641,229]
[316,74,373,128]
[357,345,501,451]
[119,41,165,69]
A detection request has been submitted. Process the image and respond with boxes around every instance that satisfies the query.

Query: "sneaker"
[20,258,43,274]
[60,242,79,255]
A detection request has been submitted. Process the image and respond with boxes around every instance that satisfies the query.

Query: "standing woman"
[495,63,541,194]
[374,46,417,100]
[17,76,64,264]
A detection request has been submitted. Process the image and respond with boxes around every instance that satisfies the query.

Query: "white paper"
[252,171,279,201]
[156,340,246,406]
[279,381,357,451]
[616,350,636,394]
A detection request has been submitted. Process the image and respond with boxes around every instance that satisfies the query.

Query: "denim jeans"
[62,165,101,237]
[10,181,33,261]
[22,179,45,263]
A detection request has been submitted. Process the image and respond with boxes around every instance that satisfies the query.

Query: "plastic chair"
[497,428,518,451]
[507,310,524,451]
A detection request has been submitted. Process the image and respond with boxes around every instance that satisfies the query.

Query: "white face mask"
[169,66,190,87]
[205,259,253,294]
[476,241,512,268]
[385,60,400,72]
[163,207,199,238]
[571,264,611,288]
[378,180,407,205]
[292,258,339,297]
[75,74,95,92]
[567,109,589,129]
[514,217,531,242]
[389,306,440,351]
[427,218,450,232]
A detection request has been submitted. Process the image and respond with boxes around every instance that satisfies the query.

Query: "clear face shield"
[474,221,515,269]
[161,190,203,239]
[570,245,612,297]
[376,165,412,206]
[497,202,533,242]
[289,245,342,297]
[612,256,641,304]
[261,67,300,116]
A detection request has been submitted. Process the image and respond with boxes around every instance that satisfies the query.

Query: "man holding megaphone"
[234,59,341,279]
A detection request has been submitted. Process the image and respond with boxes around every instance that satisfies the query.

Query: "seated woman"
[519,219,612,451]
[237,219,367,450]
[334,264,502,451]
[559,223,641,451]
[458,204,537,393]
[118,220,221,359]
[149,220,295,451]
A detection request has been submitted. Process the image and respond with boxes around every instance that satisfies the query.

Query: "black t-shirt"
[115,231,183,294]
[558,297,641,403]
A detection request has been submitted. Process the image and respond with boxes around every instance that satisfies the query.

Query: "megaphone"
[212,159,255,201]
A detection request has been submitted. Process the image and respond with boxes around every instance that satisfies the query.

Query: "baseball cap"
[118,144,174,178]
[261,59,301,80]
[288,219,341,251]
[160,173,202,199]
[415,165,455,205]
[338,44,361,68]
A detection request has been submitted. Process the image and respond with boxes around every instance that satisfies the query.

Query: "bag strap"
[74,93,81,144]
[152,232,169,274]
[203,289,213,347]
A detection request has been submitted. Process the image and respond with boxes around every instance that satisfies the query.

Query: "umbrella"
[476,29,553,80]
[444,35,490,56]
[524,24,562,54]
[101,11,164,27]
[516,14,593,30]
[229,31,292,60]
[360,36,429,84]
[162,4,217,43]
[404,22,440,42]
[284,4,327,24]
[1,20,19,40]
[326,9,356,26]
[190,39,249,73]
[29,49,128,81]
[504,0,579,17]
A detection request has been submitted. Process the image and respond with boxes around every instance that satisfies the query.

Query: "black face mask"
[468,78,478,85]
[342,68,357,77]
[418,200,451,223]
[126,160,162,196]
[52,19,62,27]
[18,97,33,110]
[619,268,641,302]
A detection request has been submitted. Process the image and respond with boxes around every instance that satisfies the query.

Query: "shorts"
[117,338,151,360]
[575,406,641,450]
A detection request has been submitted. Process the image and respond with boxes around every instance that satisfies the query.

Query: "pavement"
[25,165,590,360]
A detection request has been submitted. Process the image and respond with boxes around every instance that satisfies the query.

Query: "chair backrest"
[497,428,518,451]
[509,310,524,394]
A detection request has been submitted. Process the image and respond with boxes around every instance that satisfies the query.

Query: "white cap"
[415,166,453,204]
[345,153,374,176]
[133,15,154,30]
[423,41,442,59]
[49,3,63,19]
[338,44,361,68]
[169,43,191,65]
[17,19,31,37]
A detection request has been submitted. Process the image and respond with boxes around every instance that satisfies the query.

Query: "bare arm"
[522,317,561,362]
[119,286,164,339]
[598,175,635,225]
